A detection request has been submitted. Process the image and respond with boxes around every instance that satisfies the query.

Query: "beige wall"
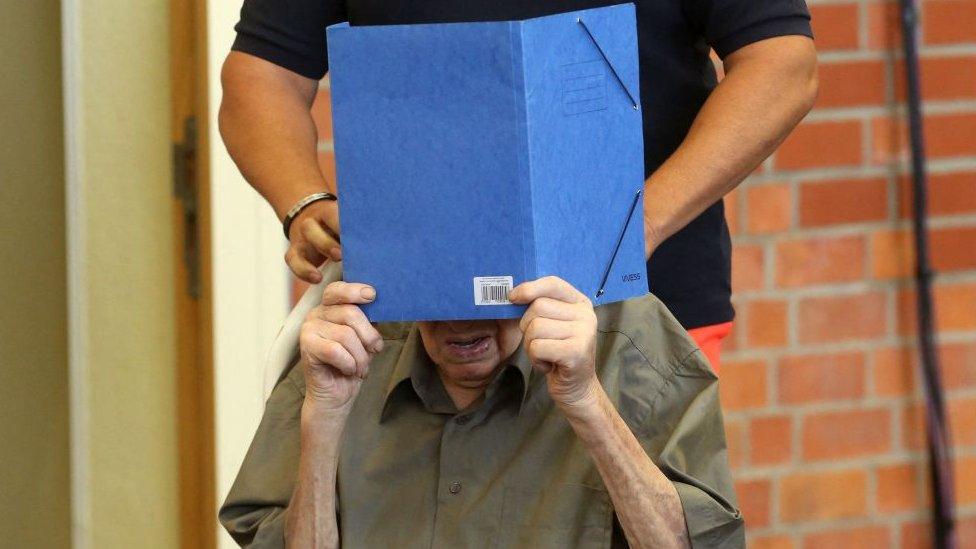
[0,1,72,547]
[65,0,180,546]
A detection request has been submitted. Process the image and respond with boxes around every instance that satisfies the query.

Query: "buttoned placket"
[422,365,527,547]
[430,409,474,546]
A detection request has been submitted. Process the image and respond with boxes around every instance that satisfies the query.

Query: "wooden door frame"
[171,0,216,546]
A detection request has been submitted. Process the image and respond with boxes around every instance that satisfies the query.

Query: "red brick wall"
[306,2,976,545]
[720,1,976,546]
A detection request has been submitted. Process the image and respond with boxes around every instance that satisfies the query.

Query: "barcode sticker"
[473,276,514,306]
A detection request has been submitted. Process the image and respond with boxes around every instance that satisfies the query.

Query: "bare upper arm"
[221,50,319,108]
[722,35,817,76]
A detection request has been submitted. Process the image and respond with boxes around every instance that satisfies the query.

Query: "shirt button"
[455,414,470,425]
[449,481,462,494]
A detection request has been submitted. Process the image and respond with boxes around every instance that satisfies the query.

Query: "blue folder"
[327,3,647,321]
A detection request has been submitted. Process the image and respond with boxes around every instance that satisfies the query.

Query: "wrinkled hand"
[509,276,601,410]
[286,199,342,284]
[299,281,384,412]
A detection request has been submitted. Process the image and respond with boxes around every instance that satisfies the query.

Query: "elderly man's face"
[418,319,522,389]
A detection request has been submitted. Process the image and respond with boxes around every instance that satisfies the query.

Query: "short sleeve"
[647,356,745,548]
[231,0,347,79]
[219,369,304,547]
[683,0,813,58]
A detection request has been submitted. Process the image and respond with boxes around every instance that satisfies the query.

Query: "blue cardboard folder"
[328,3,647,321]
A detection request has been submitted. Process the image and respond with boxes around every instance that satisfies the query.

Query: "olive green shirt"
[220,294,744,548]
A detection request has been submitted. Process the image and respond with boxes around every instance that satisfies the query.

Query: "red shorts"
[686,321,733,375]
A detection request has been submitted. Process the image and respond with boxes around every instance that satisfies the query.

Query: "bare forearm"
[285,401,348,548]
[219,51,332,220]
[563,384,690,549]
[643,36,817,252]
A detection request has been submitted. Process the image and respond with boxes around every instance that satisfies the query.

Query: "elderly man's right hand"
[299,281,384,412]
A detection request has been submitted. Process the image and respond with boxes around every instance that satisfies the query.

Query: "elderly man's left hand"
[509,276,601,412]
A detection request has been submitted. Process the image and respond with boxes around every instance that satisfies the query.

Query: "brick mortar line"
[731,445,974,480]
[928,214,976,227]
[722,337,976,359]
[724,386,976,419]
[857,0,869,54]
[886,173,900,238]
[883,36,898,127]
[730,216,976,239]
[753,159,976,180]
[868,455,880,517]
[918,43,976,57]
[817,43,976,62]
[863,115,876,179]
[866,333,880,396]
[921,101,976,114]
[718,329,976,352]
[788,283,801,349]
[819,49,897,63]
[725,371,976,405]
[865,203,880,293]
[762,158,976,182]
[733,376,976,409]
[732,215,976,244]
[723,332,976,363]
[749,166,883,185]
[804,100,976,122]
[728,285,976,306]
[732,227,886,246]
[731,278,976,302]
[728,269,976,296]
[731,444,976,485]
[763,238,777,301]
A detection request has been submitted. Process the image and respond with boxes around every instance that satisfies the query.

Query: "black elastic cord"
[596,190,642,298]
[577,18,640,110]
[899,1,956,547]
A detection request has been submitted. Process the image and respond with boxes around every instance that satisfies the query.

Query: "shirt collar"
[380,327,535,421]
[506,340,534,412]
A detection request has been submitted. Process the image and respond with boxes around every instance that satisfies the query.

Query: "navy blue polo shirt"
[231,0,813,329]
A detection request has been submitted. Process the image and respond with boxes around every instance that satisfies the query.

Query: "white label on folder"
[473,276,513,306]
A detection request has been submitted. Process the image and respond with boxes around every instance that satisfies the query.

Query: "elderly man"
[220,274,742,547]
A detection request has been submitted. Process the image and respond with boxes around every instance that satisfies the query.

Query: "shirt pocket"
[495,483,613,549]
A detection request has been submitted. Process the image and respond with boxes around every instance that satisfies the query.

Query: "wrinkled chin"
[438,355,503,388]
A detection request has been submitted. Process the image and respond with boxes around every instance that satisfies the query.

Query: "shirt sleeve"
[682,0,813,58]
[646,355,745,548]
[231,0,347,79]
[219,369,304,548]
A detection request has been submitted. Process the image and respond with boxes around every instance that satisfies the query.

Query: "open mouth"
[445,334,492,359]
[447,335,489,349]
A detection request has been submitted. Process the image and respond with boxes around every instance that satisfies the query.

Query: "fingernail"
[372,340,384,353]
[331,247,343,261]
[361,287,376,301]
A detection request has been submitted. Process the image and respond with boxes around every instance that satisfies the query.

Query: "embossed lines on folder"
[560,60,608,115]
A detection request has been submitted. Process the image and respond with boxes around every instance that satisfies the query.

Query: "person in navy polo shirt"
[218,0,818,373]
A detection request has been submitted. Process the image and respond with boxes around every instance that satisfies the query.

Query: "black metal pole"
[898,1,956,547]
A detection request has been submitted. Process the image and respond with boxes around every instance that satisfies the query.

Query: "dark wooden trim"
[172,0,216,545]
